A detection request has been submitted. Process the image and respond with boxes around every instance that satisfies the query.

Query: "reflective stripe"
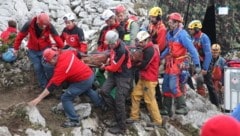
[124,34,130,41]
[175,55,188,60]
[65,54,75,73]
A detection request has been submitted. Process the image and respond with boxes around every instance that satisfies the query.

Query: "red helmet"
[115,5,126,13]
[43,48,59,62]
[168,12,183,22]
[37,12,50,26]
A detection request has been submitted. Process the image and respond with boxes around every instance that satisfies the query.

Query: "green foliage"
[0,33,16,53]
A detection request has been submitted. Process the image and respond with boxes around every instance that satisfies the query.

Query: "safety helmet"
[115,5,126,13]
[212,44,221,52]
[63,13,76,21]
[105,30,119,44]
[101,9,115,21]
[2,48,17,62]
[136,31,150,42]
[37,12,50,26]
[188,20,202,29]
[43,48,59,63]
[149,7,162,16]
[168,12,183,22]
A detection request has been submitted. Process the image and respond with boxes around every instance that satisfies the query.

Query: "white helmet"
[63,13,76,21]
[136,31,150,42]
[101,9,115,21]
[105,30,119,44]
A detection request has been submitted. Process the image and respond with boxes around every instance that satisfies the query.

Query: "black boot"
[175,96,188,115]
[160,97,173,117]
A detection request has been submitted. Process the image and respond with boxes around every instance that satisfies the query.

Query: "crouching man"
[28,48,103,128]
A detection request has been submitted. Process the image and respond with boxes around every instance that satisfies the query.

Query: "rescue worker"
[160,13,201,116]
[148,6,167,109]
[126,31,162,127]
[28,49,103,128]
[115,4,139,46]
[13,12,64,89]
[148,7,167,53]
[61,13,88,54]
[96,9,125,89]
[188,20,219,106]
[211,44,226,104]
[97,9,124,52]
[99,30,133,134]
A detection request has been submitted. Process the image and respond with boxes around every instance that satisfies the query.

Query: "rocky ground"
[0,72,223,136]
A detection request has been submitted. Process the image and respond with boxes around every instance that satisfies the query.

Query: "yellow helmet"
[149,7,162,17]
[188,20,202,29]
[212,44,221,53]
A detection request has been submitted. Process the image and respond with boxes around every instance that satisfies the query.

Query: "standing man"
[148,7,167,53]
[160,13,201,116]
[148,6,167,109]
[99,30,133,134]
[115,4,139,46]
[28,49,103,128]
[127,31,162,127]
[211,44,226,104]
[13,12,64,89]
[188,20,219,107]
[61,13,88,54]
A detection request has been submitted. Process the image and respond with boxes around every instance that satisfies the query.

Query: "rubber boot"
[175,96,188,115]
[160,97,173,117]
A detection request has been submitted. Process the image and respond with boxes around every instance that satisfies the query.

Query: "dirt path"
[0,85,72,135]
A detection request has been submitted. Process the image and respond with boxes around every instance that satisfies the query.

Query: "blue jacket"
[192,31,212,70]
[161,28,200,66]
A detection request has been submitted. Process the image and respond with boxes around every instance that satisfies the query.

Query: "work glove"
[195,65,201,74]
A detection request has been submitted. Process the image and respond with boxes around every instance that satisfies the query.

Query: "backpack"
[2,48,17,62]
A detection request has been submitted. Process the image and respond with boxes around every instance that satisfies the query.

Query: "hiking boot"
[175,96,188,115]
[61,120,81,128]
[126,118,139,124]
[108,126,125,134]
[161,97,173,117]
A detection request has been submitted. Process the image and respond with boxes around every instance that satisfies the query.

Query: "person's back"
[48,50,93,86]
[0,20,17,46]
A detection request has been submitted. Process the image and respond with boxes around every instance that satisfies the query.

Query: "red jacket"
[14,17,63,51]
[47,50,93,88]
[0,27,17,44]
[61,25,87,53]
[139,42,160,82]
[97,21,124,52]
[148,21,167,53]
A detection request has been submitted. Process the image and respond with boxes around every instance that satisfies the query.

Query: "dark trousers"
[100,74,133,129]
[155,83,163,109]
[204,71,219,106]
